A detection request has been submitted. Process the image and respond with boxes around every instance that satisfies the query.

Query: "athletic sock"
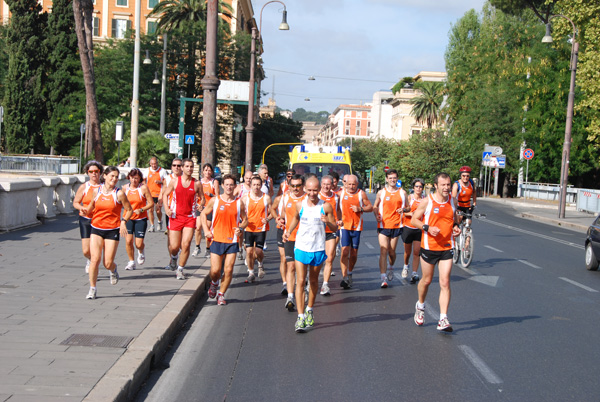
[306,307,313,312]
[323,281,328,286]
[417,301,425,310]
[248,269,255,275]
[440,313,448,320]
[298,314,305,319]
[289,292,294,300]
[412,271,418,276]
[90,286,96,291]
[211,280,219,286]
[404,264,410,269]
[381,273,387,281]
[177,266,184,271]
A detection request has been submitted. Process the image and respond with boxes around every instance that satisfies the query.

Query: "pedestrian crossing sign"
[185,135,195,145]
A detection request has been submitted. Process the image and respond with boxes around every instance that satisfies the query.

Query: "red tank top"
[172,176,197,218]
[210,196,241,243]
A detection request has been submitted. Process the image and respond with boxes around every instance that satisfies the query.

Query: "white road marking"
[518,259,542,269]
[459,266,481,276]
[468,276,500,287]
[459,345,503,384]
[559,277,598,293]
[365,242,375,249]
[481,218,584,250]
[484,245,504,253]
[425,304,439,321]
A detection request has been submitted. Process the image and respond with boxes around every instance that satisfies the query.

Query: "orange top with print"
[147,167,164,197]
[210,196,241,243]
[339,189,364,231]
[91,187,122,230]
[245,193,269,233]
[421,194,456,251]
[456,180,474,208]
[283,193,306,241]
[125,185,148,220]
[319,191,339,233]
[80,182,100,218]
[377,188,405,229]
[402,194,425,229]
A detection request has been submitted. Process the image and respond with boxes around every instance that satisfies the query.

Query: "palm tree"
[410,81,445,129]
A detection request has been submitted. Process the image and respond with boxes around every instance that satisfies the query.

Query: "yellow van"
[289,145,352,179]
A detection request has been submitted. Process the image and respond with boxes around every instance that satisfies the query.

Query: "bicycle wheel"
[452,232,461,265]
[460,232,474,267]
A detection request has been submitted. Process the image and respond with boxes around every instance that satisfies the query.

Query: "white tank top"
[295,198,326,253]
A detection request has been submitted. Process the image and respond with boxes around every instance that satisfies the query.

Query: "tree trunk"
[72,0,103,163]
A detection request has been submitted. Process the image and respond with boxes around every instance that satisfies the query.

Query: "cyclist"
[452,166,476,247]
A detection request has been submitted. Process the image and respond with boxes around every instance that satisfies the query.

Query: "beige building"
[301,121,324,144]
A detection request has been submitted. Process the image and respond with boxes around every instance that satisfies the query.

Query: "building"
[301,121,323,144]
[369,90,395,139]
[315,104,372,146]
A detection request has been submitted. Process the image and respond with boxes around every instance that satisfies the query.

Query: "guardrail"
[0,155,79,174]
[521,182,577,203]
[577,189,600,214]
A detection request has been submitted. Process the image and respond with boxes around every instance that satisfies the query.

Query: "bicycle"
[453,209,484,268]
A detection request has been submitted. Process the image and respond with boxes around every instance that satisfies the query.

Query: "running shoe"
[247,272,256,283]
[387,267,394,281]
[340,279,350,289]
[110,266,119,285]
[137,251,145,265]
[238,251,244,260]
[244,258,248,266]
[85,259,90,274]
[148,224,154,233]
[414,302,425,326]
[217,293,227,306]
[258,267,266,279]
[208,281,218,299]
[281,283,288,296]
[437,317,453,332]
[410,273,420,284]
[169,256,177,271]
[86,288,96,300]
[125,260,136,271]
[294,316,306,333]
[192,246,201,257]
[263,243,268,251]
[156,221,162,232]
[381,279,388,288]
[348,275,353,288]
[204,249,211,258]
[305,309,314,327]
[320,283,331,296]
[336,245,341,256]
[285,296,295,312]
[330,270,336,277]
[176,269,185,280]
[401,267,409,278]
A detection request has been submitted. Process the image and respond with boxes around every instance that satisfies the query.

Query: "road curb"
[83,263,211,402]
[520,212,589,233]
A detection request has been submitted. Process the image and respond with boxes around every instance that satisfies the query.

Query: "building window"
[117,0,128,6]
[356,121,360,127]
[148,0,158,8]
[345,129,350,135]
[411,129,421,136]
[368,121,371,128]
[112,19,131,39]
[93,17,100,37]
[356,128,360,136]
[147,20,157,34]
[345,120,349,127]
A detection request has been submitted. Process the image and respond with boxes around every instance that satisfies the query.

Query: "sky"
[256,0,487,114]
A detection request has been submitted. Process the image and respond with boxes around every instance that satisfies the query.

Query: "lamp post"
[160,34,168,136]
[245,0,289,173]
[542,15,578,219]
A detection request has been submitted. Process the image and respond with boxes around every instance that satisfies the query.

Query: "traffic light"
[237,166,242,174]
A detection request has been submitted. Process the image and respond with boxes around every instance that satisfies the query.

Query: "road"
[135,200,599,402]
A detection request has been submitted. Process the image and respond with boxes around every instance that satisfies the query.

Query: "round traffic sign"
[384,166,390,173]
[523,148,534,160]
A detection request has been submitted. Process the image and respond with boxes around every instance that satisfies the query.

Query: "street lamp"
[542,15,578,219]
[245,0,289,173]
[129,0,144,168]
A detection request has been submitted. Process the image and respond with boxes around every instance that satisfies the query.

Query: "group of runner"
[73,156,477,335]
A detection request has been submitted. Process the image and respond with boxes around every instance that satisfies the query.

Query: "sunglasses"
[88,169,100,173]
[414,185,423,188]
[461,174,470,177]
[172,164,182,167]
[286,175,292,177]
[290,184,302,188]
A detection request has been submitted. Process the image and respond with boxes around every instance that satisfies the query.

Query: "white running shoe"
[204,249,211,258]
[414,302,425,326]
[85,259,90,274]
[320,283,331,296]
[263,243,268,251]
[176,269,185,280]
[169,256,177,271]
[238,251,244,260]
[110,266,119,285]
[125,260,136,270]
[137,251,145,265]
[437,317,453,332]
[147,224,154,233]
[192,246,201,257]
[247,272,256,283]
[387,267,394,281]
[401,266,409,279]
[258,267,266,279]
[86,288,96,299]
[156,221,162,232]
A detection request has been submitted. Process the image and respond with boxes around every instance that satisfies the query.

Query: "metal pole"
[79,124,84,173]
[245,27,257,173]
[200,0,220,167]
[129,0,142,168]
[160,33,168,136]
[526,159,529,183]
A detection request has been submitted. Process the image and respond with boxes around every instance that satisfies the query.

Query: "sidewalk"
[478,197,596,233]
[0,214,214,402]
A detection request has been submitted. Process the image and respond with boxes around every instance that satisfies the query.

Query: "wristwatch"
[422,224,429,232]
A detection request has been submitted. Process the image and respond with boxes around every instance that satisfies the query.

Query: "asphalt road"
[135,200,599,402]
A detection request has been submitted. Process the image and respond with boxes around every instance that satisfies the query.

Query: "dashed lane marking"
[559,277,598,293]
[459,345,503,384]
[518,259,542,269]
[365,242,375,249]
[481,218,584,250]
[484,245,504,253]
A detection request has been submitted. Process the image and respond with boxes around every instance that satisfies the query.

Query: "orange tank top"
[201,178,217,199]
[402,194,425,229]
[125,185,148,220]
[210,196,241,243]
[377,188,405,229]
[245,193,269,233]
[421,194,456,251]
[91,186,122,230]
[283,193,306,241]
[456,180,474,208]
[339,189,364,231]
[147,167,163,197]
[80,182,100,218]
[319,191,339,233]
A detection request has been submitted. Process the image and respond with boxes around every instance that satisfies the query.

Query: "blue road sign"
[164,133,179,139]
[185,135,195,145]
[496,156,506,168]
[482,151,492,160]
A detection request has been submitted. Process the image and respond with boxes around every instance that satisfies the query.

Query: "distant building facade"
[315,104,372,146]
[301,121,324,144]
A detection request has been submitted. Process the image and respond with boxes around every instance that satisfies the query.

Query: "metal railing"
[577,189,600,214]
[0,155,79,174]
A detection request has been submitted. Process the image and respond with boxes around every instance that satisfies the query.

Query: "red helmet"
[459,166,472,173]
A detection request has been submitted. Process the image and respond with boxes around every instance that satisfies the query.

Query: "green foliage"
[410,81,445,129]
[252,114,303,178]
[289,108,330,124]
[391,76,414,94]
[489,0,553,22]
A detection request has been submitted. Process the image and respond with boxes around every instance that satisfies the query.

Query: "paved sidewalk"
[478,197,596,233]
[0,214,215,402]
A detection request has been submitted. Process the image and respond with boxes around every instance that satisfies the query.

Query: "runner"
[411,172,461,332]
[123,168,154,270]
[338,174,373,289]
[234,170,253,259]
[258,164,274,197]
[192,163,220,258]
[318,175,342,296]
[372,169,406,288]
[73,160,103,274]
[160,158,183,267]
[146,156,167,232]
[452,165,476,248]
[162,158,204,280]
[83,166,133,299]
[202,174,248,305]
[279,174,306,311]
[276,168,296,197]
[243,175,272,282]
[283,176,338,333]
[401,178,426,283]
[330,171,342,258]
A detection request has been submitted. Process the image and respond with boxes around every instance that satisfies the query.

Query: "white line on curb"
[459,345,503,384]
[559,277,598,293]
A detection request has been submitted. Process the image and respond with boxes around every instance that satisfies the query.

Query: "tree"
[4,0,47,154]
[391,76,414,94]
[252,114,303,178]
[410,81,444,129]
[489,0,554,23]
[73,0,104,162]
